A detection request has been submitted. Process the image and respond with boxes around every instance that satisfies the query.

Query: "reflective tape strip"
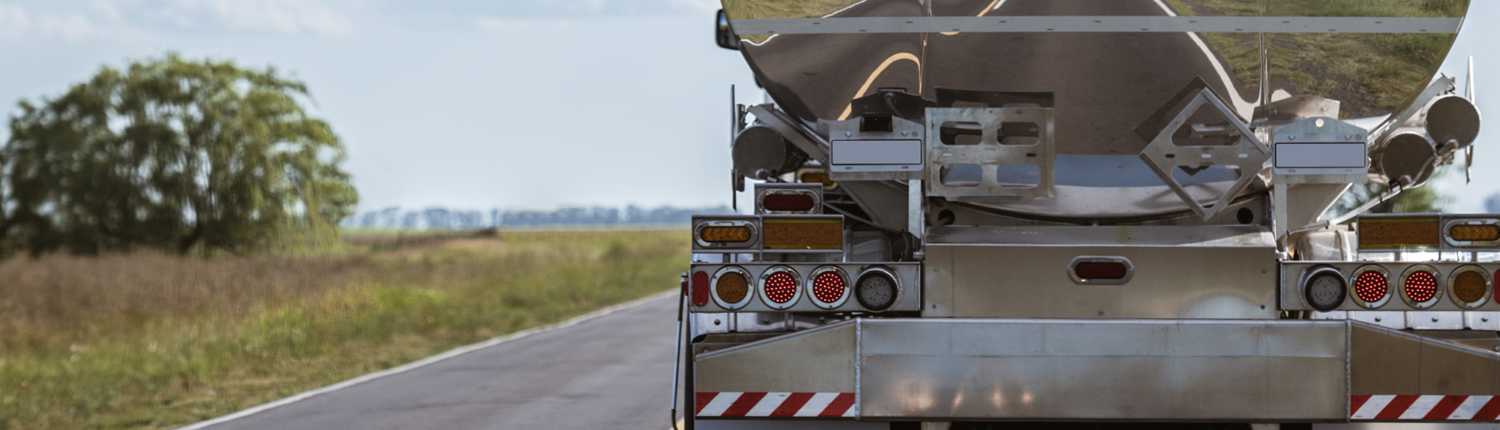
[1354,395,1500,421]
[696,392,857,418]
[731,16,1463,35]
[697,392,741,417]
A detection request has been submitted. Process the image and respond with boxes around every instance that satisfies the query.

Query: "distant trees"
[340,205,734,230]
[0,54,358,255]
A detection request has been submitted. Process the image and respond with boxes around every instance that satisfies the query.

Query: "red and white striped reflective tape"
[1352,395,1500,420]
[695,392,856,418]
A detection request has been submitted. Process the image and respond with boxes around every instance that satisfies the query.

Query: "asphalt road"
[189,294,682,430]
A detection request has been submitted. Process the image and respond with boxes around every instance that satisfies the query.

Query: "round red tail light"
[691,271,710,307]
[807,266,850,309]
[1401,266,1440,308]
[1353,270,1389,305]
[758,266,801,309]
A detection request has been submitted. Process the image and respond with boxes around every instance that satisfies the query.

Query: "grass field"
[0,229,688,429]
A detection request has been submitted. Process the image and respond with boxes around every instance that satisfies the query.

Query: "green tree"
[0,54,357,255]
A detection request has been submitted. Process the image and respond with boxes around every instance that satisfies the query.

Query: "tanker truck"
[673,1,1491,429]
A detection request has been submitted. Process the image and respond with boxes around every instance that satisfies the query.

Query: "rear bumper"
[694,318,1500,423]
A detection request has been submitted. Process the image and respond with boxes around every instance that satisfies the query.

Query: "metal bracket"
[1138,88,1271,221]
[924,107,1055,202]
[747,104,829,163]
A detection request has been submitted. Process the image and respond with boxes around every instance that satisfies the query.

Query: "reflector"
[692,271,710,307]
[762,217,842,250]
[1359,216,1440,250]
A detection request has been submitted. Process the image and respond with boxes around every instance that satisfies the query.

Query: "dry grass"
[0,229,688,429]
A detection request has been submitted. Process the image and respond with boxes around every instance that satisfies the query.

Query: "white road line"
[1151,0,1258,118]
[175,289,679,430]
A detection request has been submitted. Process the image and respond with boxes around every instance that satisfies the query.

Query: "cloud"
[155,0,356,35]
[0,1,141,42]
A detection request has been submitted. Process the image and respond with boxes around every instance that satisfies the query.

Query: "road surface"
[189,294,682,430]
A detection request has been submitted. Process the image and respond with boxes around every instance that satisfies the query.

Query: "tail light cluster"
[691,215,844,254]
[1285,262,1497,311]
[687,263,917,313]
[1357,215,1500,250]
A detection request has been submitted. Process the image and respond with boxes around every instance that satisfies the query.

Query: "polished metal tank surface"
[723,0,1467,155]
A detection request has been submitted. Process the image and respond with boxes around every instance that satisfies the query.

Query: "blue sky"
[0,1,1497,213]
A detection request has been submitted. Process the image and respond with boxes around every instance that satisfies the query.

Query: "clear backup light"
[711,266,753,310]
[1400,265,1442,309]
[1301,266,1347,312]
[1448,265,1492,309]
[1351,265,1391,309]
[807,266,850,309]
[855,267,899,311]
[758,266,802,310]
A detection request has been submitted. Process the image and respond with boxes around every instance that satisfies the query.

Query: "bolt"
[1494,345,1500,352]
[713,319,721,326]
[1098,311,1105,316]
[761,318,769,324]
[1484,317,1491,322]
[1433,316,1441,322]
[1288,135,1297,140]
[1375,316,1383,322]
[845,132,852,137]
[1344,134,1352,140]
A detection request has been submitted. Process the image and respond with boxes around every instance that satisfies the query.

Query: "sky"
[0,1,1497,213]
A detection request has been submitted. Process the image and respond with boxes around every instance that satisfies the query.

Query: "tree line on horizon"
[341,205,735,230]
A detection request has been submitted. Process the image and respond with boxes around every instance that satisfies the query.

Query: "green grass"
[0,230,688,429]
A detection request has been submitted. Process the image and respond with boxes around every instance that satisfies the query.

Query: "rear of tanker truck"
[674,1,1498,429]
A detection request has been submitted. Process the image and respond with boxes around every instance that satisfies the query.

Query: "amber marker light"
[710,266,753,310]
[1448,266,1491,309]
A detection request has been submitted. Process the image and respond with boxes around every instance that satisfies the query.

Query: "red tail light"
[812,272,846,303]
[1404,270,1438,303]
[692,271,710,307]
[764,271,798,304]
[763,194,816,212]
[1075,262,1128,279]
[1354,271,1388,303]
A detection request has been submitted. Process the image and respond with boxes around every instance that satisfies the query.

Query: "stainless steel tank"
[723,0,1468,156]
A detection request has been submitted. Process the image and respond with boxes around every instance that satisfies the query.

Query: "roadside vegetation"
[0,229,687,429]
